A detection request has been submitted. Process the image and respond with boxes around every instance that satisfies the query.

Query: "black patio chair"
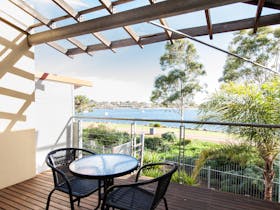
[45,147,102,210]
[101,162,178,210]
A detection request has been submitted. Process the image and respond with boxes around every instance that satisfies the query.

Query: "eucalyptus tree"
[220,26,280,84]
[74,95,93,113]
[151,39,206,120]
[195,79,280,201]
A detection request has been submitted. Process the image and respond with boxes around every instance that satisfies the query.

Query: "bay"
[78,108,221,131]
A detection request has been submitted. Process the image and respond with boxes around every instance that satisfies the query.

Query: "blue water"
[78,108,221,131]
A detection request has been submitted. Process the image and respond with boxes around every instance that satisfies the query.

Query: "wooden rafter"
[253,0,266,33]
[99,0,142,48]
[205,9,213,39]
[149,0,173,44]
[27,0,135,30]
[9,0,88,55]
[66,13,280,56]
[52,0,115,52]
[28,0,248,45]
[7,0,74,57]
[0,5,70,57]
[245,0,280,10]
[0,16,28,35]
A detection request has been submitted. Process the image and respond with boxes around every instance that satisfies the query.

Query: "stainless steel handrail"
[73,115,280,129]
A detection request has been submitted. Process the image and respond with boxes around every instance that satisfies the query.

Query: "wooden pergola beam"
[7,0,75,57]
[0,16,28,35]
[28,0,247,45]
[253,0,265,33]
[8,0,51,25]
[66,13,280,55]
[28,0,134,30]
[99,0,142,48]
[205,9,213,39]
[52,0,80,19]
[245,0,280,10]
[52,0,114,52]
[149,0,173,44]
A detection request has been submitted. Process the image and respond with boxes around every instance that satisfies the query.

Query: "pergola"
[1,0,280,58]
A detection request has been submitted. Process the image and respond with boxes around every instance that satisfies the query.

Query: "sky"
[26,0,279,103]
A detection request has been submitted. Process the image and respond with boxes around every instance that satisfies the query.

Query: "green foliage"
[199,79,280,200]
[192,144,260,180]
[151,39,206,119]
[143,151,162,165]
[83,125,129,146]
[220,26,280,83]
[75,95,93,113]
[161,132,177,142]
[200,80,280,160]
[149,123,161,127]
[171,170,198,186]
[142,168,164,178]
[144,137,163,151]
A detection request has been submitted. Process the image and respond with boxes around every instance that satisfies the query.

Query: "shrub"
[175,139,191,146]
[144,137,163,150]
[143,151,162,165]
[83,124,129,146]
[171,170,198,186]
[149,122,161,127]
[161,132,177,142]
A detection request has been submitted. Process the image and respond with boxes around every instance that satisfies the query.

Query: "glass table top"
[69,153,139,178]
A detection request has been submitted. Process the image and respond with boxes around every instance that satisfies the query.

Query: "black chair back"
[144,163,178,209]
[46,148,94,187]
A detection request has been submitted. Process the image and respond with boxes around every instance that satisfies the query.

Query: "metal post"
[72,120,81,148]
[130,122,136,156]
[208,166,211,189]
[140,133,145,167]
[179,124,185,184]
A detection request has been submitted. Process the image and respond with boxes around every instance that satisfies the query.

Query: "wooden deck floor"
[1,170,280,210]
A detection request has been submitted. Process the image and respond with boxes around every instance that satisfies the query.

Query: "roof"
[1,0,280,57]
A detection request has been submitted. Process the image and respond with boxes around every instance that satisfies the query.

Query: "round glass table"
[69,153,139,179]
[69,153,139,209]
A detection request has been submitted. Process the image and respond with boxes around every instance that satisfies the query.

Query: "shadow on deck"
[0,170,280,210]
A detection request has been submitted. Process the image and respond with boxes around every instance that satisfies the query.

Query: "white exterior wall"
[34,80,74,172]
[0,1,76,188]
[0,1,36,189]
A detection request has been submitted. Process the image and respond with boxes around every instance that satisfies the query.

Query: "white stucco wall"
[0,1,36,189]
[34,79,74,172]
[1,1,76,187]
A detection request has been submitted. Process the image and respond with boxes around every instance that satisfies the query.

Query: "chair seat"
[106,186,154,210]
[58,177,101,197]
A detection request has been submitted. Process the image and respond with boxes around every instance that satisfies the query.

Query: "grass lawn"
[82,121,239,144]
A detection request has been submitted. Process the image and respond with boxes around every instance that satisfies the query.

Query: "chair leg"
[69,194,75,210]
[78,198,81,206]
[163,197,168,210]
[46,189,55,210]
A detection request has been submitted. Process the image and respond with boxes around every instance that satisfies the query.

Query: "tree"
[198,79,280,200]
[151,39,206,120]
[74,95,93,113]
[220,26,280,84]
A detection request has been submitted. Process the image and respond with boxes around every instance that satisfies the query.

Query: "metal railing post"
[179,124,185,184]
[140,133,145,167]
[208,166,211,189]
[72,120,81,148]
[131,122,136,156]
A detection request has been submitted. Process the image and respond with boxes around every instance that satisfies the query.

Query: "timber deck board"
[0,170,280,210]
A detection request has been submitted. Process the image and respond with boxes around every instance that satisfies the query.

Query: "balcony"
[0,170,279,210]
